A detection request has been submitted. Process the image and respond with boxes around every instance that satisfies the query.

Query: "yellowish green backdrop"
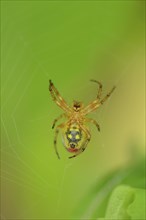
[1,1,145,219]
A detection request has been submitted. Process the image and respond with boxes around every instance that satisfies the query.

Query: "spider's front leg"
[69,125,91,159]
[52,113,66,129]
[90,79,102,100]
[49,80,71,112]
[81,85,116,115]
[100,86,116,105]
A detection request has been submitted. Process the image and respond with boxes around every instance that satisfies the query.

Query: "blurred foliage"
[127,188,145,220]
[105,185,145,220]
[73,149,145,219]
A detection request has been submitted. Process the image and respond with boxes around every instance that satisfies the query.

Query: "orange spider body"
[49,80,115,159]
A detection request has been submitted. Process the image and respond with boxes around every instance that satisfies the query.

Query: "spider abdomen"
[62,125,83,152]
[66,127,82,144]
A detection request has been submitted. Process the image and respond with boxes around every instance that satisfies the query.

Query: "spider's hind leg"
[54,123,65,159]
[54,128,60,159]
[52,113,66,129]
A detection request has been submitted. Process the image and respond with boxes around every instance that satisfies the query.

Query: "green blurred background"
[1,1,145,219]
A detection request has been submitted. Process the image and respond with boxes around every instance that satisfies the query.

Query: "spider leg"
[54,123,65,159]
[100,86,116,105]
[49,80,71,112]
[52,113,66,129]
[90,79,102,100]
[85,118,100,132]
[81,100,100,115]
[81,86,116,115]
[68,125,91,159]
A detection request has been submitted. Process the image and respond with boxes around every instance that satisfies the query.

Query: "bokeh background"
[1,1,145,219]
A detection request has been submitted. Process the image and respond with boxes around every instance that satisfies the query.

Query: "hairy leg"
[49,80,71,112]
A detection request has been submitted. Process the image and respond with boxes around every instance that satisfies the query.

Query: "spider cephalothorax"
[49,79,116,159]
[73,101,83,112]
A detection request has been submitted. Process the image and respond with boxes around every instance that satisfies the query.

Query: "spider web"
[1,2,144,220]
[1,19,75,219]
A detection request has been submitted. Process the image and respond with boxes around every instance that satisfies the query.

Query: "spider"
[49,79,116,159]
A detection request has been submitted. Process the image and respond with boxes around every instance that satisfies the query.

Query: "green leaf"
[127,188,146,220]
[105,185,135,219]
[72,158,145,219]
